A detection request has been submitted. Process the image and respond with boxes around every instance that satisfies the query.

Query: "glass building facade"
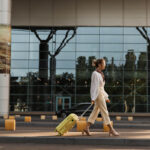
[10,27,149,113]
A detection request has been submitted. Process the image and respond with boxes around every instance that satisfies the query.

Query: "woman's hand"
[106,99,110,103]
[91,100,95,105]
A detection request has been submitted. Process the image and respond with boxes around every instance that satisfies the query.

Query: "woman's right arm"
[90,72,99,102]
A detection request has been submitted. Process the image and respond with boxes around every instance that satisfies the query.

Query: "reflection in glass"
[10,27,149,113]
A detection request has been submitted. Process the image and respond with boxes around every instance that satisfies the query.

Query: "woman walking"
[83,58,119,136]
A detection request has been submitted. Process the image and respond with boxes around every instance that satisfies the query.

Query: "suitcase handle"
[80,103,93,117]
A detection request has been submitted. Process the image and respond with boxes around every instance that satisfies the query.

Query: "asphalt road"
[0,144,149,150]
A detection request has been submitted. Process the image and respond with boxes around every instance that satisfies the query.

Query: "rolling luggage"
[55,113,78,136]
[55,104,93,136]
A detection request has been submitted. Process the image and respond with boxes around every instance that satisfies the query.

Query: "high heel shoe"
[109,129,119,136]
[82,129,91,136]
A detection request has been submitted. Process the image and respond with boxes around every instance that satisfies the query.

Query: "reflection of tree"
[137,52,147,70]
[107,57,115,82]
[76,55,124,107]
[76,56,95,103]
[136,52,147,111]
[11,49,147,112]
[32,27,76,111]
[10,71,76,111]
[124,50,136,112]
[124,50,147,112]
[48,29,76,111]
[76,56,87,85]
[10,27,149,113]
[27,72,48,111]
[56,72,75,95]
[136,27,149,110]
[76,49,147,112]
[10,76,28,111]
[106,57,123,112]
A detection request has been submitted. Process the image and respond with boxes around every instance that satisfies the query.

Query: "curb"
[1,121,150,129]
[0,136,150,146]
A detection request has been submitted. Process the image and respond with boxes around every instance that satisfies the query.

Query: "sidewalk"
[0,127,150,139]
[0,126,150,146]
[0,117,150,146]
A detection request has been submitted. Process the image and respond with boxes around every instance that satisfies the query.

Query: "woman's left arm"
[104,90,110,103]
[103,89,109,100]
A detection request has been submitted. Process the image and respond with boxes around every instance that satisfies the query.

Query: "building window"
[10,27,148,113]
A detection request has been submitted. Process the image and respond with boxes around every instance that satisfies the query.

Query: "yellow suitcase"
[55,113,78,136]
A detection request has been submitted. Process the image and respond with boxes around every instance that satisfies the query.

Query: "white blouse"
[90,71,109,101]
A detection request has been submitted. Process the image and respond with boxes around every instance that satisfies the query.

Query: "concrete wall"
[11,0,150,26]
[0,0,11,116]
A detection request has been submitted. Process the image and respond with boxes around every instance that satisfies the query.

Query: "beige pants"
[88,89,111,125]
